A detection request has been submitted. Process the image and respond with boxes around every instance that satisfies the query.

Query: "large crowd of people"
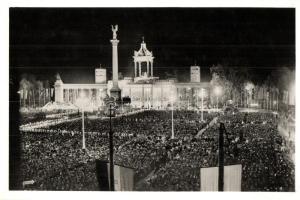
[20,110,80,126]
[143,112,294,191]
[19,109,294,191]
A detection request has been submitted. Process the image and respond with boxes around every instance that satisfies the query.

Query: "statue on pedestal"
[111,25,118,40]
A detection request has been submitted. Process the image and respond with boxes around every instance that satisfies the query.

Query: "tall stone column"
[139,62,142,77]
[110,25,121,101]
[161,86,163,108]
[151,61,153,77]
[134,62,137,77]
[54,73,64,103]
[67,89,69,102]
[72,89,75,104]
[147,62,149,77]
[151,85,154,107]
[142,85,144,108]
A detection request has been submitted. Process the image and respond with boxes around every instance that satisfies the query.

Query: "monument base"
[110,87,121,102]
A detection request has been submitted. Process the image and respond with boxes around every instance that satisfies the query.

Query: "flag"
[200,164,242,191]
[95,160,109,191]
[200,167,218,191]
[224,164,242,191]
[95,160,134,191]
[107,164,134,191]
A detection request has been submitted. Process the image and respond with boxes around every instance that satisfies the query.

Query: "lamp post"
[277,91,279,111]
[218,122,225,191]
[245,82,254,109]
[214,86,221,111]
[170,95,175,139]
[196,90,199,111]
[201,88,204,121]
[82,107,86,149]
[109,103,114,191]
[17,91,21,107]
[75,92,89,150]
[171,100,174,139]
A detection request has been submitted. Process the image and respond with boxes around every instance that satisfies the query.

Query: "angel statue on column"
[111,25,118,39]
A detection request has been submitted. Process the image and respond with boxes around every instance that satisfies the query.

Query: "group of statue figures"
[111,24,118,39]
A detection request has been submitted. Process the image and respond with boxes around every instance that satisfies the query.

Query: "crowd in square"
[20,110,294,191]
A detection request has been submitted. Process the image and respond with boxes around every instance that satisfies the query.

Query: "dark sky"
[9,8,295,84]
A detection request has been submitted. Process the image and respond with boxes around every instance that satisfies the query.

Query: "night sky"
[9,8,295,84]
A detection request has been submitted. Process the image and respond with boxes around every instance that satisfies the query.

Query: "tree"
[209,64,233,105]
[210,64,253,107]
[36,81,44,107]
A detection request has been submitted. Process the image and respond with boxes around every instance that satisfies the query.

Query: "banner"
[224,164,242,191]
[107,164,134,191]
[96,160,134,191]
[200,164,242,191]
[200,166,218,191]
[95,160,109,191]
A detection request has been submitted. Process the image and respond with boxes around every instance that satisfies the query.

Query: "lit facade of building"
[190,66,201,83]
[54,33,210,110]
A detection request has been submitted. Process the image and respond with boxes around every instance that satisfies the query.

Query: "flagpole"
[218,122,225,191]
[201,88,204,121]
[23,90,26,107]
[44,89,46,106]
[171,101,174,139]
[82,108,86,149]
[109,104,114,191]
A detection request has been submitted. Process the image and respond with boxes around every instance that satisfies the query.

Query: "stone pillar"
[134,62,137,77]
[110,31,121,101]
[139,62,142,77]
[161,86,163,108]
[151,85,154,107]
[176,87,179,101]
[142,85,144,108]
[73,89,76,104]
[89,89,92,100]
[67,89,70,102]
[54,80,64,103]
[151,61,153,77]
[147,62,149,77]
[111,39,119,87]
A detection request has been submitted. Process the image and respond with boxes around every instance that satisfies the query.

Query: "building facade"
[54,36,210,110]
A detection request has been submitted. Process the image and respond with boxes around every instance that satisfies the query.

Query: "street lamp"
[17,90,21,107]
[75,92,89,150]
[245,82,254,108]
[201,88,204,121]
[214,86,222,110]
[170,95,176,139]
[109,103,115,191]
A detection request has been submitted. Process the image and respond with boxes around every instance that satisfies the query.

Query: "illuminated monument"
[54,25,210,109]
[110,25,121,100]
[133,37,159,83]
